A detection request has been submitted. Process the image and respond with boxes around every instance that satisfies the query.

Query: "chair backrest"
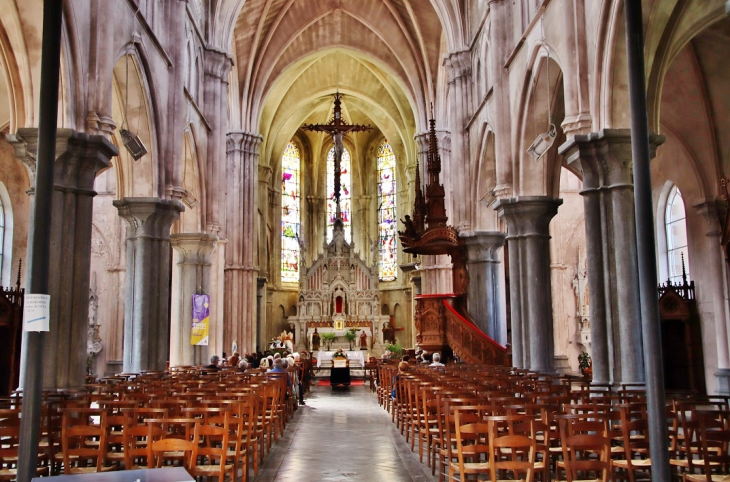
[558,417,611,482]
[693,409,730,479]
[487,415,537,482]
[453,407,491,477]
[148,433,196,470]
[61,408,107,474]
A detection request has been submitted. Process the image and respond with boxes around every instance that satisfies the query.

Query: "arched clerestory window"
[326,146,352,243]
[281,142,301,282]
[665,186,691,283]
[377,141,397,281]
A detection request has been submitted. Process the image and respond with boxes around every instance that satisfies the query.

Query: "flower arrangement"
[332,348,348,359]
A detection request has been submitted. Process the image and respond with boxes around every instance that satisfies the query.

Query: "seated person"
[205,355,221,371]
[430,352,445,367]
[237,359,249,372]
[391,361,409,399]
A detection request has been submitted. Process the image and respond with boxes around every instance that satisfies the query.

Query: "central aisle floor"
[254,381,439,482]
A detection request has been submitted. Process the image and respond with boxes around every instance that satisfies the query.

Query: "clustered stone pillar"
[203,47,233,234]
[114,198,183,373]
[695,202,730,393]
[463,231,506,343]
[16,131,118,389]
[170,233,218,367]
[225,132,262,353]
[496,197,562,373]
[560,129,662,386]
[444,50,473,231]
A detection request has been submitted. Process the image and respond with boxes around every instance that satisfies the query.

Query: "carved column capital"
[203,46,234,82]
[495,197,562,238]
[462,231,506,263]
[226,131,263,156]
[114,197,184,240]
[6,127,76,185]
[170,233,218,265]
[560,129,665,189]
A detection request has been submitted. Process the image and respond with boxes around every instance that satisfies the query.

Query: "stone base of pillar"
[554,355,572,376]
[715,369,730,395]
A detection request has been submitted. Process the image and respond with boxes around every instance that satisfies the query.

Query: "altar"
[287,216,390,356]
[316,350,366,368]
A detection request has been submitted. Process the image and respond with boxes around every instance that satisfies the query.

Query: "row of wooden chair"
[0,363,309,481]
[374,361,730,482]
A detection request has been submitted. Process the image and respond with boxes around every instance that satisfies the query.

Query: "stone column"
[496,197,562,373]
[463,231,506,343]
[444,50,473,231]
[487,0,514,198]
[12,131,117,389]
[560,129,663,385]
[114,198,183,373]
[695,201,730,393]
[169,233,217,367]
[224,132,262,353]
[203,47,233,234]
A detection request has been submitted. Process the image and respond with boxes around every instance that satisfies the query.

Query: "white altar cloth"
[316,350,366,368]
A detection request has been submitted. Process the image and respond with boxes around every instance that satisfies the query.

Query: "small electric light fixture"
[527,124,557,161]
[120,128,148,161]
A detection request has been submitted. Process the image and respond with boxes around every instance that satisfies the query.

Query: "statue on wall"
[382,321,395,344]
[311,328,321,351]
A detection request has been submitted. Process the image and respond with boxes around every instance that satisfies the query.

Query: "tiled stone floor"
[253,381,439,482]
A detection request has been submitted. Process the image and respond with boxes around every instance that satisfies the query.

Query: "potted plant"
[321,332,337,351]
[578,351,592,379]
[343,329,358,350]
[385,342,404,359]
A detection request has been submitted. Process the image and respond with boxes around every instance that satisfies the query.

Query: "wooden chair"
[556,417,611,482]
[451,406,492,481]
[61,408,116,474]
[0,409,49,480]
[147,433,195,471]
[486,415,537,482]
[190,412,235,481]
[682,410,730,482]
[121,413,165,470]
[611,405,652,482]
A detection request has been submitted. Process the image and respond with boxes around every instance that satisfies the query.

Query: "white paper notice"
[23,294,51,332]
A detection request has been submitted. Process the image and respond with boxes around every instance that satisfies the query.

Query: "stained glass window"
[378,141,397,281]
[281,142,301,282]
[665,186,690,284]
[326,146,352,243]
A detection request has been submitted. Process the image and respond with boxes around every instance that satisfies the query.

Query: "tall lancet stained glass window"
[281,142,301,282]
[378,141,397,281]
[665,186,690,284]
[326,146,352,243]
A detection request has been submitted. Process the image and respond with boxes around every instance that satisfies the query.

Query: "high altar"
[287,218,389,356]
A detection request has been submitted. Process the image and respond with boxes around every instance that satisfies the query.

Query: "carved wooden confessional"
[0,262,23,396]
[658,260,705,394]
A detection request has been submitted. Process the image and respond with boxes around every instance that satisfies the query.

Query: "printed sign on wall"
[191,294,210,345]
[23,294,51,332]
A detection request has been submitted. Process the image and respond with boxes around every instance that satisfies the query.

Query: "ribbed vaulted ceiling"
[230,0,444,163]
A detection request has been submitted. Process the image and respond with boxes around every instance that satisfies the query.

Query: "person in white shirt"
[430,352,445,367]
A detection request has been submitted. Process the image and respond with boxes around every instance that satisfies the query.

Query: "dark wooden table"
[330,366,351,386]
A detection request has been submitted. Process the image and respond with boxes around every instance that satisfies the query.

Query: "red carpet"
[317,379,365,387]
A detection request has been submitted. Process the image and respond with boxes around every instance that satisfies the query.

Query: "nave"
[255,383,437,482]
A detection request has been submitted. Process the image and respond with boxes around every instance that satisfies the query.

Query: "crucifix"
[302,94,371,207]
